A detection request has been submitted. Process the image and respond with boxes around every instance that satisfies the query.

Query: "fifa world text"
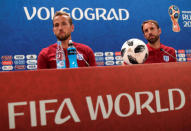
[8,88,185,129]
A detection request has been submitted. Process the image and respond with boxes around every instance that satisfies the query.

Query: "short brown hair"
[141,20,160,33]
[53,11,73,25]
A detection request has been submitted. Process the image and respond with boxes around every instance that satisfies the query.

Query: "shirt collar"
[147,43,164,51]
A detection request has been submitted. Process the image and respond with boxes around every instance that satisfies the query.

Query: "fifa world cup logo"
[168,5,180,32]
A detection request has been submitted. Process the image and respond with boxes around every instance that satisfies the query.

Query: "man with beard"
[37,11,96,69]
[142,20,177,63]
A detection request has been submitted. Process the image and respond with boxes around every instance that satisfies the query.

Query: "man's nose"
[148,30,152,35]
[58,25,63,30]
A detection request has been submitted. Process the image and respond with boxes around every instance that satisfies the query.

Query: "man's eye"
[54,24,59,27]
[62,22,67,25]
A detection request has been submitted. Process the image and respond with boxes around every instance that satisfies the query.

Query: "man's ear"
[71,24,74,32]
[159,28,162,35]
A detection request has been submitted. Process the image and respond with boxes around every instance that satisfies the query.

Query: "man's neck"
[148,40,161,49]
[60,37,72,49]
[61,40,69,49]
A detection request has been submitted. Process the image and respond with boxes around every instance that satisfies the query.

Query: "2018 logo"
[168,5,180,32]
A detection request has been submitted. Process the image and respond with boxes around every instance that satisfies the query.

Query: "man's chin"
[56,34,70,41]
[148,38,158,44]
[148,40,155,44]
[57,37,68,41]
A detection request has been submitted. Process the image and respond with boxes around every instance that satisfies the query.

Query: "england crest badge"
[163,55,169,62]
[77,53,83,60]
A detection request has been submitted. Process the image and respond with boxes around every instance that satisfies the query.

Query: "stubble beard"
[147,35,160,44]
[56,33,71,41]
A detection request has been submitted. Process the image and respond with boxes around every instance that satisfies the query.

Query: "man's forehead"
[53,15,69,22]
[145,22,156,27]
[143,22,157,29]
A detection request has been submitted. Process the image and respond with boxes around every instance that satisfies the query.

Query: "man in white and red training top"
[142,20,177,63]
[37,11,96,69]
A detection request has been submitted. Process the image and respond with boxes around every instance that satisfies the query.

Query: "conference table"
[0,62,191,130]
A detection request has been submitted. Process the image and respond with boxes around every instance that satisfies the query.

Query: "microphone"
[160,48,178,61]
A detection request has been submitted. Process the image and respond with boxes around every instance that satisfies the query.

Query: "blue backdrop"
[0,0,191,71]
